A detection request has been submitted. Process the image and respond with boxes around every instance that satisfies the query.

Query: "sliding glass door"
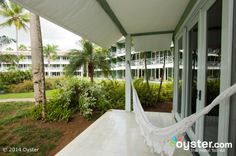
[203,1,222,156]
[186,20,199,138]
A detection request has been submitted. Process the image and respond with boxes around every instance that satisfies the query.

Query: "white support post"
[125,34,131,112]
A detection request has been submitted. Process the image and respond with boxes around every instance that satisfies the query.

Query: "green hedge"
[5,77,65,93]
[0,70,32,93]
[0,70,32,85]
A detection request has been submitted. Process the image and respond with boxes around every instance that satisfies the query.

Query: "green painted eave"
[174,0,198,36]
[96,0,127,36]
[131,30,174,37]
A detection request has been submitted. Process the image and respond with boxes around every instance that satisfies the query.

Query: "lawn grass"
[0,102,62,156]
[0,89,58,99]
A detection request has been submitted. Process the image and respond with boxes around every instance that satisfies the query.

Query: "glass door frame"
[173,0,234,155]
[174,31,187,121]
[185,12,200,142]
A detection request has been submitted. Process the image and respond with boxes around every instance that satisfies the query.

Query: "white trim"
[218,0,234,156]
[174,0,234,156]
[185,15,199,141]
[196,1,216,155]
[125,34,132,111]
[182,27,187,119]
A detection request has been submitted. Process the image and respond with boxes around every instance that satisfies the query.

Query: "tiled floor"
[56,110,192,156]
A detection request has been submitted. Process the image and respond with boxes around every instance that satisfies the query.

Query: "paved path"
[0,98,35,103]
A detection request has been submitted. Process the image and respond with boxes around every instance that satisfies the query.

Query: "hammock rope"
[127,68,236,156]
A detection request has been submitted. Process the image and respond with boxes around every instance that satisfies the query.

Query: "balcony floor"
[56,110,192,156]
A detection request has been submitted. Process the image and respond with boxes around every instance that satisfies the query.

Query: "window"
[204,1,222,154]
[187,22,198,132]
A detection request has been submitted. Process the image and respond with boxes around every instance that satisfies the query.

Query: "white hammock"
[127,68,236,156]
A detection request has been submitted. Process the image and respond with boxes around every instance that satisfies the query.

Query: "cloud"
[0,17,82,51]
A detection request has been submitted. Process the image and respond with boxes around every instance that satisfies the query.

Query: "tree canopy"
[65,40,111,82]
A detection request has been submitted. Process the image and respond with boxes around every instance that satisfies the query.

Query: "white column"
[125,34,131,112]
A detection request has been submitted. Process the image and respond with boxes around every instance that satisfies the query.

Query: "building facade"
[96,40,173,81]
[0,48,173,81]
[0,51,82,76]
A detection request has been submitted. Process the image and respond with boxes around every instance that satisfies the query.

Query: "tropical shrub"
[6,77,64,93]
[133,78,173,107]
[0,70,32,93]
[0,70,32,85]
[100,80,125,110]
[8,80,33,93]
[31,77,174,121]
[79,92,96,119]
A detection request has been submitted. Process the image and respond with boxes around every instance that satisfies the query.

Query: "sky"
[0,16,82,51]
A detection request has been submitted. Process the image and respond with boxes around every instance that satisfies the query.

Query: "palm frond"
[65,52,87,76]
[93,49,111,76]
[0,1,29,31]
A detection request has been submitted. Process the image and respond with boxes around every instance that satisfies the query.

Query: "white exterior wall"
[0,47,174,79]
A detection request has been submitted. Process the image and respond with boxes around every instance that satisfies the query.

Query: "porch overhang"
[11,0,189,51]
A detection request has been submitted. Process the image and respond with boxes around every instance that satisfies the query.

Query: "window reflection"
[204,1,222,155]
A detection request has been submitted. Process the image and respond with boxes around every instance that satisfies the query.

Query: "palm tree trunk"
[144,52,150,91]
[88,62,94,82]
[30,13,46,119]
[15,26,19,69]
[15,26,18,53]
[48,58,50,77]
[155,52,166,105]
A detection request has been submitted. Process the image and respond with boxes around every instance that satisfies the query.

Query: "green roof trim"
[96,0,127,36]
[131,30,174,37]
[174,0,198,36]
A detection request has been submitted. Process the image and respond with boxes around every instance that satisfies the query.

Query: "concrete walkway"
[0,98,35,103]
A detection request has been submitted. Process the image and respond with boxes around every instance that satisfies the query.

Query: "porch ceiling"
[11,0,189,50]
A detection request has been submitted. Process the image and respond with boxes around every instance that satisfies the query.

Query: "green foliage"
[0,70,32,93]
[43,44,59,62]
[0,70,32,85]
[0,2,30,31]
[18,44,28,51]
[4,76,64,93]
[79,92,96,120]
[0,35,15,48]
[30,77,174,121]
[100,80,125,110]
[65,40,111,81]
[31,105,42,120]
[0,102,32,126]
[8,80,33,93]
[133,78,173,106]
[0,102,62,156]
[0,54,19,64]
[33,78,87,121]
[0,90,57,99]
[207,79,220,104]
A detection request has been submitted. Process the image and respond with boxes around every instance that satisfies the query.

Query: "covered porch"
[10,0,225,156]
[56,110,192,156]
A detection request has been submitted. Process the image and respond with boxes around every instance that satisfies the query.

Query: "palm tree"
[0,2,30,53]
[30,13,46,120]
[0,0,6,7]
[65,40,111,82]
[0,35,15,50]
[156,52,166,105]
[43,44,58,76]
[18,44,27,51]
